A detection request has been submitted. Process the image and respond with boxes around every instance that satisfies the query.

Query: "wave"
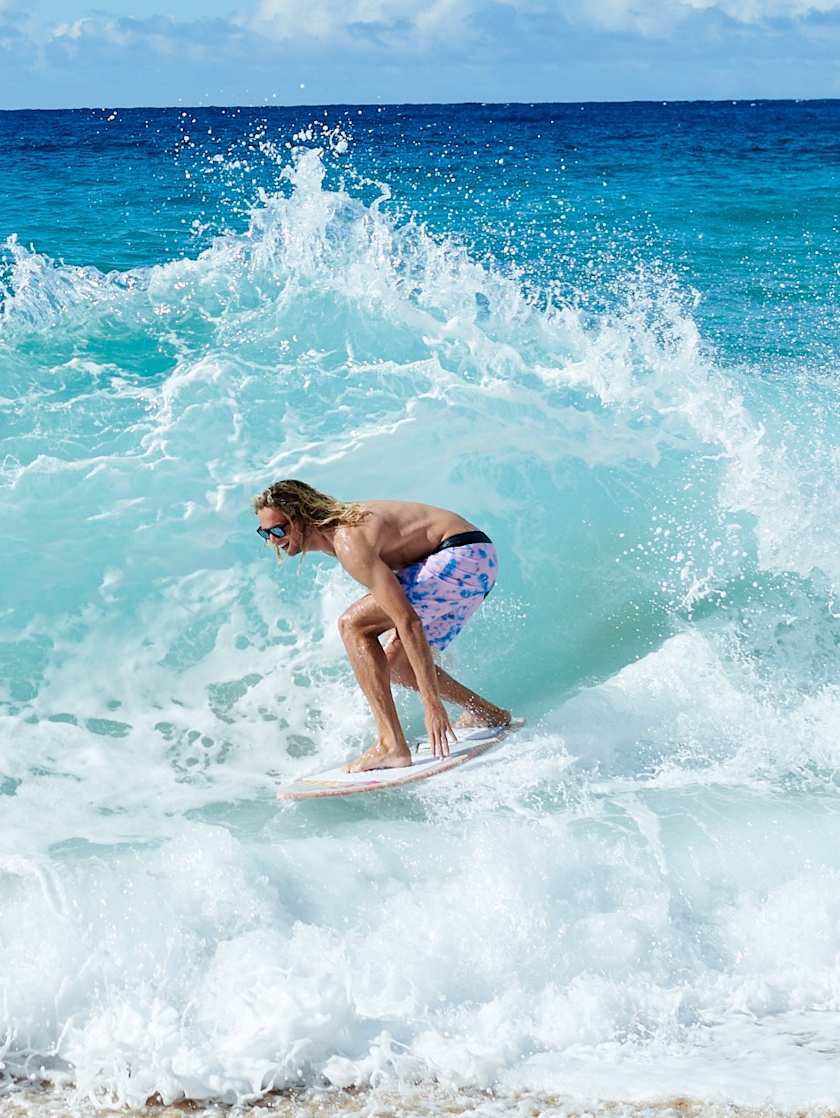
[1,144,839,1108]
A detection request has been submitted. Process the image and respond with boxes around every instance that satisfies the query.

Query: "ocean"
[0,100,839,1115]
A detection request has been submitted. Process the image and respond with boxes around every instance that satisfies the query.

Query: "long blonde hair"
[251,479,369,531]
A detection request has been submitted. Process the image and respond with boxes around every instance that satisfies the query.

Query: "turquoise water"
[0,102,839,1111]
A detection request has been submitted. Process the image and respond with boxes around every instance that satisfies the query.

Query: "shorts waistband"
[431,530,493,554]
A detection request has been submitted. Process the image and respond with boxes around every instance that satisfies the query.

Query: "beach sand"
[2,1087,839,1118]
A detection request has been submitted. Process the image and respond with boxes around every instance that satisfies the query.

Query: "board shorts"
[395,530,498,651]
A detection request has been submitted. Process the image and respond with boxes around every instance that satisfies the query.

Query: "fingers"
[437,722,455,758]
[431,726,450,758]
[444,727,454,757]
[426,711,457,759]
[447,722,457,753]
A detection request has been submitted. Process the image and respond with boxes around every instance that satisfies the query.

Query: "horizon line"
[2,95,839,114]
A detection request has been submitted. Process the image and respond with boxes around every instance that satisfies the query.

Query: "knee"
[338,608,359,643]
[338,602,377,644]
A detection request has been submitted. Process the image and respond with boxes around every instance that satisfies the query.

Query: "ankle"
[379,735,410,755]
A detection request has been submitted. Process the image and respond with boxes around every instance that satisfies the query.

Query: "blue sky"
[1,0,839,108]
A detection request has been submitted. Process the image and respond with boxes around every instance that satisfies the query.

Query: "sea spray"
[1,107,839,1109]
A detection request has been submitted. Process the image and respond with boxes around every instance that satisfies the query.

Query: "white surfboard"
[277,719,525,801]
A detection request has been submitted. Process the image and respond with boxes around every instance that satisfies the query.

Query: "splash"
[1,141,839,1110]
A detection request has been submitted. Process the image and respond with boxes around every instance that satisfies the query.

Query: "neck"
[307,523,338,555]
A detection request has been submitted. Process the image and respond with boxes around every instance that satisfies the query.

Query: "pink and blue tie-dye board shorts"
[395,540,498,651]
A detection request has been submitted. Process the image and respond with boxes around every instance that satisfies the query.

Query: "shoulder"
[333,518,383,564]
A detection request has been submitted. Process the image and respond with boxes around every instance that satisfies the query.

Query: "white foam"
[1,145,839,1109]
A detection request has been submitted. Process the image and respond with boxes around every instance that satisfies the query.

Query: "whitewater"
[1,103,839,1115]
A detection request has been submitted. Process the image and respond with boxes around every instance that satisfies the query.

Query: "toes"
[346,744,382,773]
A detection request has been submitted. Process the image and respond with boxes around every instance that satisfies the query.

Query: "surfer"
[253,479,510,772]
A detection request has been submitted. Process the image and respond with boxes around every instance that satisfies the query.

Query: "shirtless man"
[253,479,510,772]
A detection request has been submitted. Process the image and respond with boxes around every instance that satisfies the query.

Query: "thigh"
[341,593,397,639]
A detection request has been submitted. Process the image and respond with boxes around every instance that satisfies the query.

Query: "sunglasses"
[256,524,288,541]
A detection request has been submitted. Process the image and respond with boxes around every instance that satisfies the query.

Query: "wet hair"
[251,479,369,531]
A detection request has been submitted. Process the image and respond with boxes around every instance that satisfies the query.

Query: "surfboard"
[277,719,525,801]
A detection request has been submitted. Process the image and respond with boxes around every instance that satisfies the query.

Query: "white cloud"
[684,0,840,19]
[246,0,476,42]
[541,0,840,35]
[50,16,133,43]
[46,14,231,53]
[51,18,91,40]
[247,0,840,42]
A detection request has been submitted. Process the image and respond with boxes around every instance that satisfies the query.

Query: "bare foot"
[346,740,413,773]
[454,707,512,730]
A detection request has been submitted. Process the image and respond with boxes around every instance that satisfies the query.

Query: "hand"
[424,698,456,759]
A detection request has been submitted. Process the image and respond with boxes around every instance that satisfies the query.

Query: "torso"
[356,500,477,570]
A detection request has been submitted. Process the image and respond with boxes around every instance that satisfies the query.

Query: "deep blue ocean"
[1,102,839,1115]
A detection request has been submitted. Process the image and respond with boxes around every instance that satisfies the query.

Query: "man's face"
[257,507,303,557]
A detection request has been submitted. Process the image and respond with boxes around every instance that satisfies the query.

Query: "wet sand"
[1,1085,838,1118]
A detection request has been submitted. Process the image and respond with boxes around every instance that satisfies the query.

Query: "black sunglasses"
[257,524,288,541]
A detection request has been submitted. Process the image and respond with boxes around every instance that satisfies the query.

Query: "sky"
[1,0,839,108]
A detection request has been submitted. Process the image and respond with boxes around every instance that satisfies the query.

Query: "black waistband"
[431,530,493,554]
